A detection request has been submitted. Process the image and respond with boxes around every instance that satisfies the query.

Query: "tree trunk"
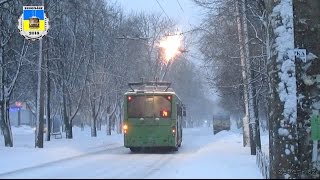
[62,85,72,139]
[0,100,13,147]
[242,0,257,155]
[293,0,320,178]
[97,118,101,131]
[253,79,261,149]
[91,103,97,137]
[236,0,250,147]
[106,103,118,135]
[108,114,112,135]
[106,115,111,135]
[0,47,13,147]
[268,0,299,178]
[118,104,122,134]
[91,117,97,137]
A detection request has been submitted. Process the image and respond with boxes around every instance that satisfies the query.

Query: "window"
[177,104,182,117]
[127,95,172,118]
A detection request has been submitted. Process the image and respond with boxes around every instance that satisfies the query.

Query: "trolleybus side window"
[127,95,171,118]
[177,104,182,117]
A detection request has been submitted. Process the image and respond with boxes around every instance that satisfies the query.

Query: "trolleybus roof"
[127,80,172,92]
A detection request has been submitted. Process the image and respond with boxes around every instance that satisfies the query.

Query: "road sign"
[9,107,21,112]
[288,49,307,62]
[294,49,306,62]
[311,115,320,140]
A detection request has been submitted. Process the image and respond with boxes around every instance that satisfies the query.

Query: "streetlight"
[15,101,23,126]
[35,0,45,148]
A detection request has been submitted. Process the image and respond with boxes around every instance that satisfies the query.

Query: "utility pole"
[161,61,171,81]
[161,49,187,81]
[35,0,45,148]
[45,36,51,141]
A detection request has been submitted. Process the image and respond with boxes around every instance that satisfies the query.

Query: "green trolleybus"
[123,80,184,152]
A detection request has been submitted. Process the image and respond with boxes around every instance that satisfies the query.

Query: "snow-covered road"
[0,126,263,179]
[1,147,175,178]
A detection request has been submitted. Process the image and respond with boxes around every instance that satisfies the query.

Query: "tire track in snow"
[0,143,123,177]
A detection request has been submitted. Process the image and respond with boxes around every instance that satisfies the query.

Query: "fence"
[256,147,270,179]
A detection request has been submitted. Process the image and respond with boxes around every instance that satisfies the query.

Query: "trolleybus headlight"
[172,126,176,134]
[123,124,128,134]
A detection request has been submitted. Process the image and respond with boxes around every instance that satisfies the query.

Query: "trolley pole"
[161,60,171,81]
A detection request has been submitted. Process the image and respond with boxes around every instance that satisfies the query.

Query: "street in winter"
[0,0,319,179]
[0,126,265,179]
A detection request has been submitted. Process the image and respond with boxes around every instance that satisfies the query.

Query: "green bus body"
[123,91,183,152]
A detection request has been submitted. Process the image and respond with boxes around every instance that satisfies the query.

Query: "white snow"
[302,74,315,86]
[0,125,265,179]
[278,128,289,136]
[313,101,320,110]
[285,148,291,155]
[272,0,297,126]
[306,52,318,61]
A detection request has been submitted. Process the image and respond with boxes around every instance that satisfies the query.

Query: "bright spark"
[158,33,182,64]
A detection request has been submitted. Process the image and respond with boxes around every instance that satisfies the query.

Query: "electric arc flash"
[158,33,182,64]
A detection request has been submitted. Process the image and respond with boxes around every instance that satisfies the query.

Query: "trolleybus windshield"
[127,95,171,118]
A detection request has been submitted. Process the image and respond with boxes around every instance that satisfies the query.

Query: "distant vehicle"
[123,80,184,152]
[212,114,230,135]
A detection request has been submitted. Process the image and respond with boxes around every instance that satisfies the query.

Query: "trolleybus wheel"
[130,147,140,152]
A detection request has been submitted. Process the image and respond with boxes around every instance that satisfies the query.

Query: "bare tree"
[0,0,27,147]
[266,0,299,178]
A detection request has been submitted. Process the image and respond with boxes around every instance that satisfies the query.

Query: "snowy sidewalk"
[148,129,265,179]
[0,126,123,175]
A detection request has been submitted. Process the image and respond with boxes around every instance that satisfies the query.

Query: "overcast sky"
[110,0,219,101]
[112,0,204,31]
